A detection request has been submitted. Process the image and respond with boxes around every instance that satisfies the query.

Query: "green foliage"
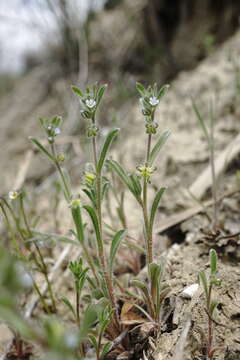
[199,249,222,359]
[1,81,173,359]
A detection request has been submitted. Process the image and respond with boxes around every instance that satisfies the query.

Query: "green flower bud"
[145,122,158,134]
[83,171,96,186]
[56,153,65,163]
[137,165,156,180]
[87,125,99,138]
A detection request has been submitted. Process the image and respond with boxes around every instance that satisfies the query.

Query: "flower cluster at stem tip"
[137,164,156,181]
[136,82,170,135]
[39,116,62,144]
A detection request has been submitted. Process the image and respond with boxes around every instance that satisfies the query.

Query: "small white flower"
[149,96,159,107]
[8,190,19,200]
[54,127,61,136]
[85,98,96,109]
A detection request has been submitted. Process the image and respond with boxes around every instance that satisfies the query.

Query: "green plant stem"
[142,134,153,266]
[0,201,20,252]
[96,325,104,360]
[207,284,213,359]
[20,194,57,312]
[50,143,100,288]
[50,144,71,202]
[0,198,26,243]
[91,136,120,332]
[76,284,80,327]
[32,277,51,314]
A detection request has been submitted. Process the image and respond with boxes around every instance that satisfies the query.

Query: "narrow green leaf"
[192,99,209,140]
[109,230,126,273]
[71,86,83,97]
[88,334,98,350]
[83,205,102,250]
[157,84,170,99]
[136,82,145,95]
[101,342,112,358]
[129,174,142,197]
[149,263,161,288]
[60,296,76,317]
[97,84,107,105]
[199,271,208,298]
[149,187,166,232]
[97,128,120,174]
[71,206,85,244]
[209,300,219,316]
[108,160,140,202]
[210,248,217,275]
[82,188,96,208]
[29,137,54,161]
[79,305,98,342]
[149,130,171,166]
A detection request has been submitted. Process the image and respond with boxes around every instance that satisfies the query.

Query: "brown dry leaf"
[120,302,147,325]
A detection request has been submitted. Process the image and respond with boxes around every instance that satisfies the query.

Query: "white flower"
[149,96,159,107]
[8,190,19,200]
[54,127,61,136]
[85,98,96,109]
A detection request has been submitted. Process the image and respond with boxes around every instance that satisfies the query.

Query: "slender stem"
[50,143,99,288]
[32,277,51,314]
[207,284,213,359]
[0,198,26,243]
[146,134,152,164]
[51,144,71,202]
[142,134,153,266]
[20,194,56,312]
[0,202,20,252]
[76,284,80,326]
[91,135,120,332]
[34,243,57,312]
[82,243,100,286]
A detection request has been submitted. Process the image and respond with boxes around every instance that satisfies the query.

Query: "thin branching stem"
[142,133,153,266]
[91,135,120,331]
[20,193,57,312]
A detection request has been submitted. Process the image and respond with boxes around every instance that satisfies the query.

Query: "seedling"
[199,249,222,359]
[61,259,89,327]
[108,82,170,319]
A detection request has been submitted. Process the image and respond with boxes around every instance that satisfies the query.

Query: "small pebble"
[181,283,199,299]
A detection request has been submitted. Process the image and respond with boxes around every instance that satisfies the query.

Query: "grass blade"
[191,99,209,141]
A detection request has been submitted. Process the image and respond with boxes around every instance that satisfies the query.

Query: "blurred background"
[1,0,240,89]
[0,0,240,195]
